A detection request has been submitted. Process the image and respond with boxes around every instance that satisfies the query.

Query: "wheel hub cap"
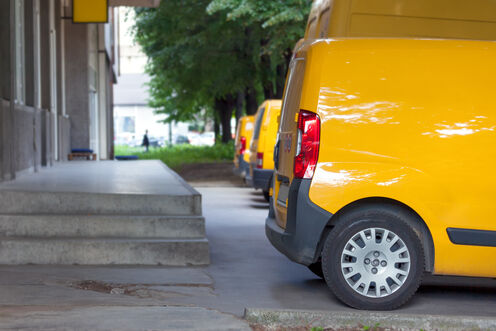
[340,227,411,298]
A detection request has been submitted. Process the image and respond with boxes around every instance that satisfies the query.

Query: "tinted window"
[253,106,266,140]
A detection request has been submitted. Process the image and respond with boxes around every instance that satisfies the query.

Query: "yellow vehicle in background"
[233,115,255,179]
[246,100,282,201]
[266,0,496,310]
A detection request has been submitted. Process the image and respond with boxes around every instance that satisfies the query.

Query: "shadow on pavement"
[249,204,269,210]
[251,197,268,204]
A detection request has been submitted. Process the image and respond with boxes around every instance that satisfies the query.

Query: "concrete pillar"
[33,0,42,170]
[8,0,17,180]
[88,24,99,154]
[0,0,10,180]
[64,21,90,150]
[98,51,108,160]
[40,0,51,167]
[49,0,58,161]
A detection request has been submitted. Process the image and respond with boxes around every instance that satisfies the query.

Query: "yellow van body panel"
[250,100,282,170]
[295,38,496,277]
[305,0,496,40]
[233,116,254,166]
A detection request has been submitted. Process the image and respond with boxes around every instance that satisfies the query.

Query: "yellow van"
[267,0,496,310]
[233,115,254,179]
[246,100,282,201]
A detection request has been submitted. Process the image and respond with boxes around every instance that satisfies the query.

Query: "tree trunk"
[245,86,258,115]
[235,90,244,131]
[275,63,286,98]
[214,114,220,144]
[275,48,294,99]
[261,53,274,100]
[214,95,235,143]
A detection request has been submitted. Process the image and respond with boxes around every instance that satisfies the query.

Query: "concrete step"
[0,214,205,239]
[0,237,210,265]
[0,191,201,216]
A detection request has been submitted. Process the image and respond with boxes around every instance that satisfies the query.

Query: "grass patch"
[114,144,234,170]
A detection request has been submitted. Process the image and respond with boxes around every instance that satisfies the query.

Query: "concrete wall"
[59,116,71,161]
[0,0,116,182]
[40,110,53,167]
[1,100,9,180]
[15,105,37,174]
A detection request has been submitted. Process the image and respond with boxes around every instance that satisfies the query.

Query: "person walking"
[142,130,150,152]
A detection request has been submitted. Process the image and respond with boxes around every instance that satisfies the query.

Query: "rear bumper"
[252,168,273,191]
[233,156,250,178]
[265,179,333,266]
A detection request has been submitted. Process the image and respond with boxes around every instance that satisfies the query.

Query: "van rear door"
[273,57,306,229]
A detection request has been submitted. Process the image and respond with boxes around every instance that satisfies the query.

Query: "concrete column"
[88,24,99,155]
[24,0,35,108]
[64,20,90,150]
[108,64,115,159]
[8,0,17,180]
[32,0,42,171]
[98,51,108,160]
[40,0,51,167]
[49,0,58,161]
[33,0,41,110]
[0,0,10,180]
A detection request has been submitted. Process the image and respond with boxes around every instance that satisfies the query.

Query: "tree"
[133,0,311,143]
[207,0,311,98]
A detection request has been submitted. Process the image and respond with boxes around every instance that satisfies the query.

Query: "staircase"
[0,161,210,265]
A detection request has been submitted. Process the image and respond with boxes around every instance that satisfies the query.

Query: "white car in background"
[199,132,215,146]
[188,132,215,146]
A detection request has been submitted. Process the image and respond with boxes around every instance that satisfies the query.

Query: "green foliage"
[134,1,251,123]
[310,327,324,331]
[363,322,381,331]
[132,0,311,137]
[114,144,234,170]
[207,0,311,57]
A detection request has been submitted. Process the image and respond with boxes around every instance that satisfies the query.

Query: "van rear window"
[253,106,266,140]
[280,58,305,132]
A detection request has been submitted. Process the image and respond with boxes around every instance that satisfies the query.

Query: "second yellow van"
[233,115,254,179]
[246,100,282,201]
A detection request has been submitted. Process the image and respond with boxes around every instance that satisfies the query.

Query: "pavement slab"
[0,306,251,331]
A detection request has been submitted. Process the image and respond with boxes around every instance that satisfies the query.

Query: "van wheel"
[307,262,324,279]
[263,190,270,202]
[321,205,424,310]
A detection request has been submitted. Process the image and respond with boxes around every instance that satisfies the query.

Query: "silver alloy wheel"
[340,227,411,298]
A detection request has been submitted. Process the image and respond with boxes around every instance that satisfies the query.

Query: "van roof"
[305,0,496,40]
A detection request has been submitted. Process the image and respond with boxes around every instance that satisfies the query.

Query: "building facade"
[114,8,190,148]
[0,0,120,182]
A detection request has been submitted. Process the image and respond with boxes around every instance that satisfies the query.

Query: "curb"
[244,308,496,330]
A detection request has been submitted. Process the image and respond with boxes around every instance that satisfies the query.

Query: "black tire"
[321,204,425,310]
[307,262,324,279]
[263,190,270,202]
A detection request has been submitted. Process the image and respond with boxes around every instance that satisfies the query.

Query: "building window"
[15,0,25,104]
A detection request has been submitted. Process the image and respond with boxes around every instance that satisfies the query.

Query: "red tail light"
[294,110,320,179]
[240,137,247,154]
[256,152,264,169]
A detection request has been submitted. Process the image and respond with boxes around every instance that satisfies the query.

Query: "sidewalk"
[0,306,251,331]
[0,265,250,330]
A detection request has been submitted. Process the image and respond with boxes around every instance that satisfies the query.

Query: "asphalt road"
[196,186,496,317]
